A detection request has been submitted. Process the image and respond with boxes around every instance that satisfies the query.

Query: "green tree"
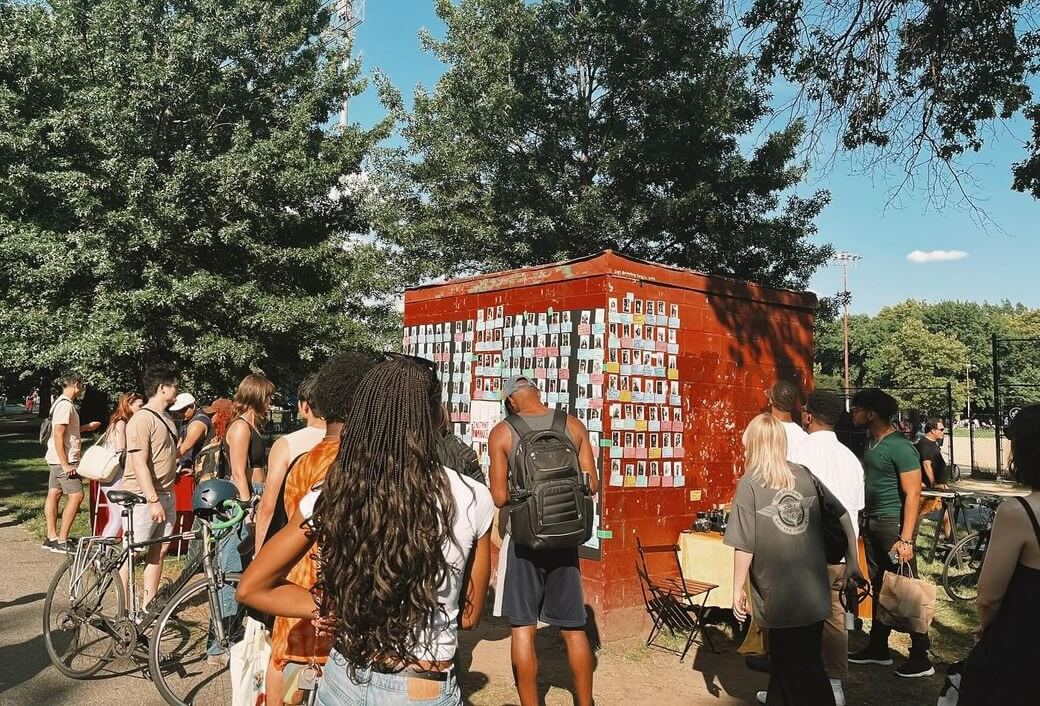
[374,0,831,289]
[739,1,1040,207]
[0,0,394,396]
[878,318,969,414]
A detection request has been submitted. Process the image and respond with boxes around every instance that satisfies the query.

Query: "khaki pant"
[823,564,848,679]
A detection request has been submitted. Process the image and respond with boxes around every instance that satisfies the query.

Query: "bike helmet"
[192,478,238,517]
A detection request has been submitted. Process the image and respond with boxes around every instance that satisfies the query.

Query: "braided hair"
[312,354,457,669]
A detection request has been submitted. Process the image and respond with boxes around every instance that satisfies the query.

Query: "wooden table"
[677,531,734,609]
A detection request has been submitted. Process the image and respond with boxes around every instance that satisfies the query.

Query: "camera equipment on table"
[692,508,728,533]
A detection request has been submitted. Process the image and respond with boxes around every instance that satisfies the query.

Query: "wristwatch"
[147,495,160,503]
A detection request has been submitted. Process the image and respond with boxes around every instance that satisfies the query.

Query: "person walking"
[42,373,101,552]
[790,391,865,706]
[98,392,144,538]
[959,405,1040,705]
[261,351,377,705]
[487,375,600,706]
[121,365,180,608]
[847,388,932,677]
[725,414,863,706]
[237,353,494,705]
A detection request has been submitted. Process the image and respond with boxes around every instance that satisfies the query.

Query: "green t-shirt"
[864,432,921,518]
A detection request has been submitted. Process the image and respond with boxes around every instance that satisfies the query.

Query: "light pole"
[831,252,862,398]
[966,362,976,478]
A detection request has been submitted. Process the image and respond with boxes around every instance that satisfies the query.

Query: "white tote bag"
[230,616,271,706]
[76,433,122,483]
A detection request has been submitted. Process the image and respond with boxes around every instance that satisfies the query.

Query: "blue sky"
[346,1,1040,315]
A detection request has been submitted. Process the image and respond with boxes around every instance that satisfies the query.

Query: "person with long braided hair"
[237,354,494,705]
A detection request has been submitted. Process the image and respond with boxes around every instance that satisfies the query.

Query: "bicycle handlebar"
[210,499,247,531]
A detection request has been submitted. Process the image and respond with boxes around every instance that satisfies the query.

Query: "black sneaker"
[41,538,57,551]
[744,654,771,673]
[895,652,935,678]
[50,541,71,554]
[848,644,893,665]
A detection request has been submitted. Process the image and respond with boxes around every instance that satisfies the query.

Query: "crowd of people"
[725,381,1040,706]
[32,357,1040,705]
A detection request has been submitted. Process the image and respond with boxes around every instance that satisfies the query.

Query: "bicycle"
[42,486,248,705]
[941,494,1003,602]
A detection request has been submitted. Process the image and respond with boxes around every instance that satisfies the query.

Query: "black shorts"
[502,538,586,628]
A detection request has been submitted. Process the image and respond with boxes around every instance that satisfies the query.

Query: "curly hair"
[312,354,456,669]
[310,350,380,424]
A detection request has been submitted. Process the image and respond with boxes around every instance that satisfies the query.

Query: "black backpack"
[505,411,593,551]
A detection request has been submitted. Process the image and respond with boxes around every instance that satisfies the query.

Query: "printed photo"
[624,432,635,447]
[646,300,655,316]
[608,297,618,313]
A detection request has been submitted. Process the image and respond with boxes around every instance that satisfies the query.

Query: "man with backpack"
[488,375,599,706]
[42,372,101,552]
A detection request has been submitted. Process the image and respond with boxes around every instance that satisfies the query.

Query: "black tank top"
[224,417,265,469]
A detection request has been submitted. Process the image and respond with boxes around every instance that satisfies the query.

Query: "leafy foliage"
[373,0,831,289]
[0,0,395,396]
[814,299,1040,413]
[738,0,1040,206]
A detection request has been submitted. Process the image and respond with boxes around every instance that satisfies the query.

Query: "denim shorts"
[316,651,460,706]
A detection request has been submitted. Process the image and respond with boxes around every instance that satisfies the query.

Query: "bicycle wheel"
[42,557,126,678]
[148,572,245,706]
[942,531,987,602]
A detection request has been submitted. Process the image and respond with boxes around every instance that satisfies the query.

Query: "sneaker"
[848,643,893,665]
[41,538,57,551]
[745,654,771,673]
[830,678,846,706]
[50,541,71,554]
[895,652,935,678]
[756,691,767,704]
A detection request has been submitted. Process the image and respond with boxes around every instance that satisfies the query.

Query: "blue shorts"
[316,652,460,706]
[502,539,586,628]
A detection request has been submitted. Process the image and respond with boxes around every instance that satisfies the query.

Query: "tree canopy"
[373,0,831,289]
[738,0,1040,208]
[0,0,395,396]
[814,299,1040,414]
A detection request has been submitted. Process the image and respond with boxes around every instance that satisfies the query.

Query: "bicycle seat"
[107,490,147,506]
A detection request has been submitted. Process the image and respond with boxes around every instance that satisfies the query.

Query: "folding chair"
[635,538,718,658]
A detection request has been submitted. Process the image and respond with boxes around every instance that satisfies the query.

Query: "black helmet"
[192,479,238,517]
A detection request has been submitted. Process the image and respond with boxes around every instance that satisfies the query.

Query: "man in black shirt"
[915,418,951,540]
[915,418,948,487]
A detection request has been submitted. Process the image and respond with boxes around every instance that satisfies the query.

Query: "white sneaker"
[830,679,846,706]
[756,691,767,704]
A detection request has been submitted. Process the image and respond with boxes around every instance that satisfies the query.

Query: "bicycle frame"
[66,500,243,645]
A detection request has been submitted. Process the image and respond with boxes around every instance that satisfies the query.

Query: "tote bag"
[230,616,271,706]
[76,430,122,483]
[877,563,936,635]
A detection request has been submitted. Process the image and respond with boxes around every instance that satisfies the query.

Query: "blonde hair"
[742,414,794,491]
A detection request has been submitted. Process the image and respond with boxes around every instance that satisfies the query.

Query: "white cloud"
[906,249,969,264]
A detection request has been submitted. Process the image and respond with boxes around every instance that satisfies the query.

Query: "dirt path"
[0,503,947,705]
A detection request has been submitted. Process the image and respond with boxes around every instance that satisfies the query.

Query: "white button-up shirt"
[791,430,865,543]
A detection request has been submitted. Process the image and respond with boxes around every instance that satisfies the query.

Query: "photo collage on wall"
[403,305,608,551]
[604,293,686,489]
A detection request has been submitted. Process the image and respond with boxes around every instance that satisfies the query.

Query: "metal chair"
[635,537,718,658]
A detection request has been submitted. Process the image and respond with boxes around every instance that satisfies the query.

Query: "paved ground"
[0,502,949,706]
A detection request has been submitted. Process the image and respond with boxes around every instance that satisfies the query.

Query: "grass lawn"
[0,414,93,540]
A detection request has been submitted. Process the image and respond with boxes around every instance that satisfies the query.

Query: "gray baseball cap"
[503,375,535,398]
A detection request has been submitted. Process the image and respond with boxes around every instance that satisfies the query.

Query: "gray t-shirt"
[724,462,841,628]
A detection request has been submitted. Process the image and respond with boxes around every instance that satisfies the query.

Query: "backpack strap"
[504,413,534,438]
[1014,497,1040,550]
[143,408,178,444]
[550,409,567,435]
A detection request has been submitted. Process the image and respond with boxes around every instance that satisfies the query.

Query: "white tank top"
[283,425,326,464]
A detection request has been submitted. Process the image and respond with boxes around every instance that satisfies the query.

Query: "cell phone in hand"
[888,549,901,564]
